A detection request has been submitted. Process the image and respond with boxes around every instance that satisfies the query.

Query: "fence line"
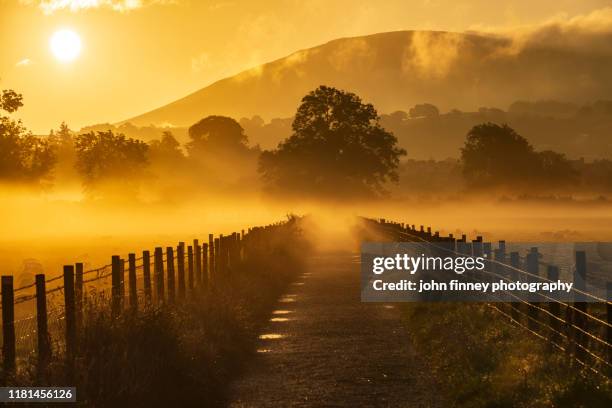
[365,218,612,379]
[0,220,296,374]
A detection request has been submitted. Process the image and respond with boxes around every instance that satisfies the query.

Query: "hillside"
[124,29,612,127]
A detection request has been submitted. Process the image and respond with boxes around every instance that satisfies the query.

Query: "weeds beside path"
[229,252,444,407]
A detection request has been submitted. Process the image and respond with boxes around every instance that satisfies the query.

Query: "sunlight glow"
[50,29,82,62]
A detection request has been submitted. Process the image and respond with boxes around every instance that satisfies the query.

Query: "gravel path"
[228,252,444,407]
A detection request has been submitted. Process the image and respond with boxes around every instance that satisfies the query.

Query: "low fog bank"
[2,186,610,288]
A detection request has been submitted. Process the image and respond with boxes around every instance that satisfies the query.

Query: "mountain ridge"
[123,29,612,127]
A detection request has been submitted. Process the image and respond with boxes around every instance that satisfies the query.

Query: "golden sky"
[1,0,610,133]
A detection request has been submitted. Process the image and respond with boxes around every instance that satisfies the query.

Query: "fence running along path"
[365,218,612,379]
[0,220,295,374]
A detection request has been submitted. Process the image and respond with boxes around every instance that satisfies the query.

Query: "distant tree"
[74,130,148,189]
[461,123,535,186]
[49,122,75,155]
[239,115,265,131]
[259,85,406,197]
[389,110,409,121]
[187,116,249,156]
[536,150,577,186]
[149,131,185,167]
[49,122,79,182]
[409,103,439,119]
[0,89,55,182]
[461,123,575,189]
[186,115,260,185]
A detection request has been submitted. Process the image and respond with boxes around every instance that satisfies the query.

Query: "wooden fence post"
[35,274,51,367]
[120,258,125,309]
[219,235,225,275]
[128,253,137,311]
[472,240,483,281]
[75,262,83,331]
[64,265,76,360]
[240,230,244,262]
[154,247,164,303]
[187,245,194,292]
[547,265,560,345]
[493,248,505,302]
[203,243,209,288]
[1,276,15,373]
[509,251,520,322]
[166,247,175,303]
[526,250,539,331]
[209,234,215,279]
[177,243,186,299]
[143,250,151,305]
[194,239,201,288]
[498,240,506,254]
[111,256,121,316]
[483,242,492,284]
[215,238,223,276]
[573,251,587,362]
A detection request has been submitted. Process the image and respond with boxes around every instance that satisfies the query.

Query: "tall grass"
[11,224,309,407]
[402,303,612,408]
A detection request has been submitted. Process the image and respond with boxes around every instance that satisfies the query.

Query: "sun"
[50,29,82,62]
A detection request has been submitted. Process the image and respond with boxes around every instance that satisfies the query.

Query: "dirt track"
[229,252,443,407]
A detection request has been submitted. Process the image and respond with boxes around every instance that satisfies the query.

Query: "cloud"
[470,6,612,57]
[403,31,464,79]
[20,0,176,14]
[16,58,32,67]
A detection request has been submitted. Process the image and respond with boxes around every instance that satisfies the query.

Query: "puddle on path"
[259,333,284,340]
[272,310,293,315]
[279,294,297,303]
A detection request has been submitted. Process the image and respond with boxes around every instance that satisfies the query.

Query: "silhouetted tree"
[259,85,406,197]
[1,89,23,113]
[0,89,55,182]
[187,116,249,156]
[536,150,577,187]
[49,122,77,177]
[462,123,535,186]
[187,115,260,185]
[49,122,78,184]
[148,130,187,175]
[409,103,439,118]
[74,130,148,190]
[150,131,184,162]
[461,123,575,189]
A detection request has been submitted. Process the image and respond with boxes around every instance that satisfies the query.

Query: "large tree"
[0,89,55,182]
[74,130,148,191]
[259,85,405,197]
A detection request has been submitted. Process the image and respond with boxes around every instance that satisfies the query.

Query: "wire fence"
[1,219,298,374]
[366,218,612,380]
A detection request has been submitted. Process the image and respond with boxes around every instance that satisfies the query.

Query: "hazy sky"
[1,0,610,133]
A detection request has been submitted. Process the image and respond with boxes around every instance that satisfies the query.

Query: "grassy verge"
[402,303,611,407]
[11,223,310,407]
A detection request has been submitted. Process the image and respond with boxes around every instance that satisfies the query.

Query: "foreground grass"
[12,227,309,407]
[402,303,611,408]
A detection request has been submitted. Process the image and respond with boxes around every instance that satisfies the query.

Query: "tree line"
[0,85,607,199]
